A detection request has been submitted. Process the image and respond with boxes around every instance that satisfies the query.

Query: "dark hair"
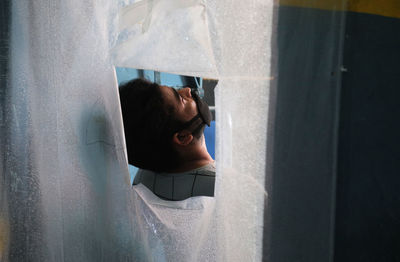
[119,78,184,172]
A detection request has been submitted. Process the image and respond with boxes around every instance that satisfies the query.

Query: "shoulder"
[187,162,215,176]
[132,162,216,200]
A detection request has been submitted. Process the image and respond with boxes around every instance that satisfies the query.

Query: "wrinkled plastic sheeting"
[115,0,273,260]
[1,0,137,260]
[213,1,272,260]
[1,0,274,261]
[130,184,217,262]
[112,0,218,78]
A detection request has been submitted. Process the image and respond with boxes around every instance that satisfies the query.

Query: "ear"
[172,130,193,146]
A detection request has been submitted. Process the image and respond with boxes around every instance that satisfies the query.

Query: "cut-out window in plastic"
[116,68,217,185]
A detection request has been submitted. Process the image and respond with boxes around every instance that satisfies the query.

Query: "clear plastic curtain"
[212,1,272,261]
[1,1,136,260]
[0,0,274,261]
[113,0,273,260]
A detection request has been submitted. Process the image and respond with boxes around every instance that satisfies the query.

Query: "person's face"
[159,86,198,122]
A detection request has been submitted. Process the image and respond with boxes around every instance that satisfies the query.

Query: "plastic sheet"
[121,0,273,260]
[130,184,217,262]
[1,0,274,261]
[112,0,218,78]
[2,0,136,260]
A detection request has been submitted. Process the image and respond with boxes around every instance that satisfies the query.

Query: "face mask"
[176,89,212,134]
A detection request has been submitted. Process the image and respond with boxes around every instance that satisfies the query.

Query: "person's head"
[119,78,211,172]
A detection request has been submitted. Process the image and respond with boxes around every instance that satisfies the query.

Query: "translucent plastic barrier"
[1,1,135,260]
[112,0,218,78]
[1,0,273,260]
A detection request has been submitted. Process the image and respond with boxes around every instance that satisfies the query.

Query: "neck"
[171,136,214,173]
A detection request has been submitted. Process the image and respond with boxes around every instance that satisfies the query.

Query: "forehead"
[159,85,180,107]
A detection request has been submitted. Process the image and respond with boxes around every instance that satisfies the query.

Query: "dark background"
[264,5,400,262]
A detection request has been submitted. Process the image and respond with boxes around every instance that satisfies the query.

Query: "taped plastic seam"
[112,0,218,78]
[213,0,273,261]
[119,0,201,32]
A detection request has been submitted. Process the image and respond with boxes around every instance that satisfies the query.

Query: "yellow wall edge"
[280,0,400,19]
[0,217,9,260]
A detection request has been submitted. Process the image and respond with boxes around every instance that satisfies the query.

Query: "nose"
[179,87,192,98]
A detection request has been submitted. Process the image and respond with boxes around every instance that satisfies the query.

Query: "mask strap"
[175,114,204,135]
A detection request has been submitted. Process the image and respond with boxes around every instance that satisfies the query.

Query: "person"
[119,78,215,201]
